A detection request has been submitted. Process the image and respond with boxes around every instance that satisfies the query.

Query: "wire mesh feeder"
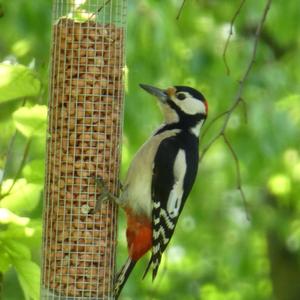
[41,0,127,299]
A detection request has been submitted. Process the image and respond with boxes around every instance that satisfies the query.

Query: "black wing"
[144,133,199,280]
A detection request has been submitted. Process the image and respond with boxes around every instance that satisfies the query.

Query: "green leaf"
[0,235,40,300]
[0,63,41,102]
[0,218,42,267]
[22,160,45,184]
[4,240,31,261]
[0,208,30,226]
[277,94,300,125]
[12,105,47,138]
[14,260,40,300]
[0,242,11,273]
[0,219,41,246]
[0,179,42,214]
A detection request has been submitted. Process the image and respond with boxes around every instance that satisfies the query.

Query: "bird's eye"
[177,93,186,100]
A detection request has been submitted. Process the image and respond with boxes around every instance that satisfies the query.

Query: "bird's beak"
[139,84,168,103]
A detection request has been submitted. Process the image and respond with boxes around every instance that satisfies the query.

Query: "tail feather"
[142,252,162,281]
[142,255,153,280]
[114,257,136,299]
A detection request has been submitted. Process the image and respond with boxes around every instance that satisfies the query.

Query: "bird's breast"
[122,128,180,218]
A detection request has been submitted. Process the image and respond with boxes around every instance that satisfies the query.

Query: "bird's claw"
[89,176,118,214]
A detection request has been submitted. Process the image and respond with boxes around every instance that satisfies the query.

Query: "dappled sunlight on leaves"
[14,260,40,300]
[200,284,241,300]
[286,220,300,252]
[267,174,291,197]
[13,105,47,138]
[277,94,300,124]
[11,39,32,58]
[0,179,42,214]
[22,159,45,184]
[0,63,41,102]
[0,208,29,226]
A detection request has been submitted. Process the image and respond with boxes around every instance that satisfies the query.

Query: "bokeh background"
[0,0,300,299]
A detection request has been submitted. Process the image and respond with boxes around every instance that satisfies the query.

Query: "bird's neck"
[155,119,205,138]
[189,119,205,137]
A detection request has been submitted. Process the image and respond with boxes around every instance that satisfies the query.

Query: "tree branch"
[88,0,112,20]
[223,0,247,75]
[200,110,229,142]
[222,134,249,219]
[0,99,27,197]
[200,0,272,218]
[176,0,187,20]
[0,137,32,200]
[0,130,18,188]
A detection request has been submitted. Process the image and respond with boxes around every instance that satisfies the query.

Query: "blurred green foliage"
[0,0,300,299]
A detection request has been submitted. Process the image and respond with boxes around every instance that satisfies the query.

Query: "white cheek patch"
[167,149,186,218]
[174,95,206,115]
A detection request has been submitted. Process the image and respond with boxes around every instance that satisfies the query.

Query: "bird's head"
[140,84,208,134]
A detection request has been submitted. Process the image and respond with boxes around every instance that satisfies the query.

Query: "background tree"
[0,0,299,299]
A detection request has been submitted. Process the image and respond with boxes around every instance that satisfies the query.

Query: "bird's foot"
[89,176,118,214]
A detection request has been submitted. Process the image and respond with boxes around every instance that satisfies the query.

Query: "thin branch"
[200,0,272,217]
[201,0,272,158]
[240,98,248,123]
[223,134,250,220]
[200,110,229,145]
[241,0,272,82]
[199,131,222,163]
[0,138,32,200]
[199,98,242,163]
[88,0,112,20]
[0,130,18,187]
[223,0,247,75]
[176,0,187,20]
[0,99,26,197]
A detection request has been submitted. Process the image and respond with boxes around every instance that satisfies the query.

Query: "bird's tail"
[114,257,136,299]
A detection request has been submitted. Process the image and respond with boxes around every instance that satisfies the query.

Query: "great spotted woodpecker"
[97,84,208,298]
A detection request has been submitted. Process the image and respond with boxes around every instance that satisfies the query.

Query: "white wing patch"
[167,149,186,218]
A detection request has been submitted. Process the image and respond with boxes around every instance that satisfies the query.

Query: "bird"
[97,84,208,298]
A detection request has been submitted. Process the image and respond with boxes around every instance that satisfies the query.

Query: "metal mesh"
[41,0,127,299]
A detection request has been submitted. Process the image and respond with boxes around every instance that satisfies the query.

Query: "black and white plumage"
[141,85,206,280]
[146,128,200,279]
[114,84,208,298]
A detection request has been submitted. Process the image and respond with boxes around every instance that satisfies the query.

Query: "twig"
[176,0,187,20]
[200,110,229,143]
[0,130,18,187]
[222,134,250,219]
[0,138,32,200]
[0,99,26,197]
[88,0,112,20]
[199,98,242,162]
[240,98,248,123]
[0,132,17,198]
[223,0,247,75]
[200,0,272,218]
